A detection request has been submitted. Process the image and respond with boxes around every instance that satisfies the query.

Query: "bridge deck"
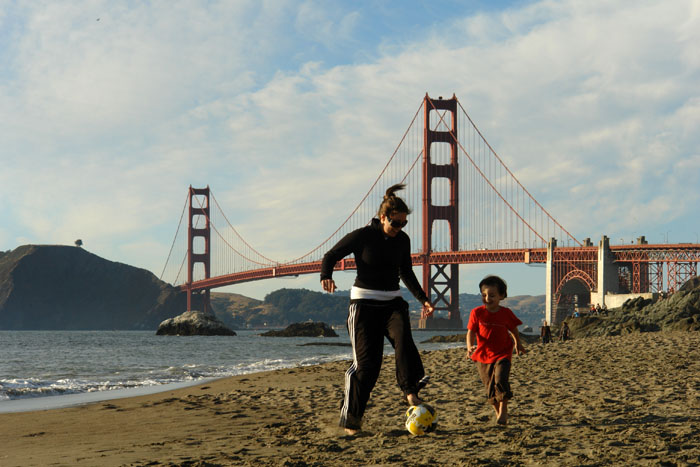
[181,244,700,292]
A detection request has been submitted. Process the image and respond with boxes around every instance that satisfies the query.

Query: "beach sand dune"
[2,331,700,466]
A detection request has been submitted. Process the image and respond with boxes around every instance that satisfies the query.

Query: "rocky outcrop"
[420,332,540,344]
[565,276,700,338]
[0,245,186,330]
[260,322,338,337]
[421,333,464,343]
[156,311,236,336]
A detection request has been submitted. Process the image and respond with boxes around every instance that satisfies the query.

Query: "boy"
[466,275,526,425]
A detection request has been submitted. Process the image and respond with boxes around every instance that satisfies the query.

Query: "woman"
[320,183,434,435]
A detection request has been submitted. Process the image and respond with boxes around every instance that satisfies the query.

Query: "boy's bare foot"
[496,401,508,425]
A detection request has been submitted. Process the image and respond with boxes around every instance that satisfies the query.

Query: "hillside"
[210,288,545,330]
[4,242,693,335]
[211,288,348,329]
[0,244,546,330]
[448,292,545,330]
[0,245,185,330]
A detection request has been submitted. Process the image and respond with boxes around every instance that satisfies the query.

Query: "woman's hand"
[321,279,337,293]
[423,302,434,317]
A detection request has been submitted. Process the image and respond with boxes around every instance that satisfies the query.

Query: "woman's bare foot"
[406,393,422,406]
[344,428,360,435]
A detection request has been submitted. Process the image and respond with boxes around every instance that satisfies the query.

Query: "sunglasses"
[387,217,408,228]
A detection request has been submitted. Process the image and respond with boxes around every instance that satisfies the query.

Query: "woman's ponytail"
[378,184,411,217]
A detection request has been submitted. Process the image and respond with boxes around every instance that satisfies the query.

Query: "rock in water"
[260,322,338,337]
[156,311,236,336]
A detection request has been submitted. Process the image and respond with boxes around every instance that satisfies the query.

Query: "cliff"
[0,245,186,330]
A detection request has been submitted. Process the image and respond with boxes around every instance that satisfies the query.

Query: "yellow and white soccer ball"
[405,403,437,435]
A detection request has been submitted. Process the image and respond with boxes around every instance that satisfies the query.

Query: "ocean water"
[0,329,464,412]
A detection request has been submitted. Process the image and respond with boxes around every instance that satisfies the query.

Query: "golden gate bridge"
[160,94,700,326]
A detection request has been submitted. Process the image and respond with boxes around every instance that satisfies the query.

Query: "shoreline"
[2,331,699,466]
[0,330,468,411]
[0,378,221,414]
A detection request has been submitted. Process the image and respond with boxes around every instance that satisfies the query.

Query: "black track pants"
[339,298,425,429]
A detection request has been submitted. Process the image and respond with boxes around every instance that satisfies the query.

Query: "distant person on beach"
[466,275,526,425]
[320,183,434,435]
[540,321,552,344]
[560,322,571,341]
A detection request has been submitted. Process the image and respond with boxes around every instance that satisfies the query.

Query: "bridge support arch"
[546,238,598,325]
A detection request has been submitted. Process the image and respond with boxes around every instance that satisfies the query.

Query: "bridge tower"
[420,94,463,329]
[187,186,211,314]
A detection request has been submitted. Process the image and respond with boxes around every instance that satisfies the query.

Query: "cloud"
[223,0,696,241]
[1,0,699,298]
[294,1,360,47]
[172,0,700,279]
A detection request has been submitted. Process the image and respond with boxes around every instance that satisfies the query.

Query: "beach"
[2,331,699,466]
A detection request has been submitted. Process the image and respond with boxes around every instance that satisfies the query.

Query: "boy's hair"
[479,275,508,298]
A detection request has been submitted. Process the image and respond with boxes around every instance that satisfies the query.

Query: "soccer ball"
[405,403,437,435]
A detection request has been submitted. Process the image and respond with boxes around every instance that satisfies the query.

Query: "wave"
[0,330,462,402]
[0,352,356,401]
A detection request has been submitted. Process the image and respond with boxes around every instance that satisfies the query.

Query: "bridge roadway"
[180,243,700,293]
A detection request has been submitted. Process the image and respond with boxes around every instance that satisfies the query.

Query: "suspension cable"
[192,190,275,267]
[160,190,189,280]
[281,99,426,264]
[456,99,581,246]
[210,192,278,264]
[425,97,579,246]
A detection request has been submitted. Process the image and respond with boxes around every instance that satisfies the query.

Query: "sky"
[1,0,699,301]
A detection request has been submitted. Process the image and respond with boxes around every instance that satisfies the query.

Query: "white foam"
[0,378,217,413]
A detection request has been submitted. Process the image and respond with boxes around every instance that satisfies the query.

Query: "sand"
[2,331,700,466]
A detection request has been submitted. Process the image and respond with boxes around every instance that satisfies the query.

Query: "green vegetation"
[211,288,348,329]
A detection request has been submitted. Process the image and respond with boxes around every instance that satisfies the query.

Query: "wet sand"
[2,331,699,466]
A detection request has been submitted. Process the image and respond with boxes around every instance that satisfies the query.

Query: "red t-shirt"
[467,305,522,363]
